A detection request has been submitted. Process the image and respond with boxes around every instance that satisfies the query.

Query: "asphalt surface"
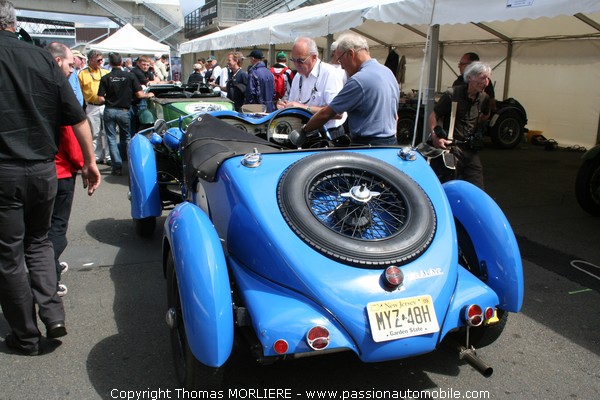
[1,142,599,399]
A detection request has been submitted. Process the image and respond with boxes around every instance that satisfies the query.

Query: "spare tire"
[277,152,436,267]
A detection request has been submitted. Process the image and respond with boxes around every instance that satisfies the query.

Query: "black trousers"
[0,160,64,350]
[48,173,76,282]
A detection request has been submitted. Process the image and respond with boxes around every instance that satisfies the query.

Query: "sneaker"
[59,261,68,275]
[57,283,68,297]
[110,169,122,176]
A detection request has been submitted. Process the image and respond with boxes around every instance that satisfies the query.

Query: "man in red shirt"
[46,42,85,298]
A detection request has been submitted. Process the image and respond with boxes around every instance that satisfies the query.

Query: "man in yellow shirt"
[79,50,110,164]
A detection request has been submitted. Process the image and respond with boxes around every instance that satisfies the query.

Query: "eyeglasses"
[95,58,103,63]
[290,56,308,65]
[335,50,348,64]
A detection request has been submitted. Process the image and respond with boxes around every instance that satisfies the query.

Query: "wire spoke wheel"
[308,169,408,240]
[278,153,436,267]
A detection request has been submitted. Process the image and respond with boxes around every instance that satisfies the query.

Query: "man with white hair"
[188,63,204,85]
[427,61,492,189]
[279,36,345,137]
[303,32,399,145]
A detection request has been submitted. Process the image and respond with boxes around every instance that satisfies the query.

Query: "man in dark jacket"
[0,0,100,356]
[245,49,275,112]
[226,51,248,111]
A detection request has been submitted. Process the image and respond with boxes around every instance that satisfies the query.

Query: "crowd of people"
[0,0,496,356]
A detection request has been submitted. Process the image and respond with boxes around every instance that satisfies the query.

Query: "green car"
[139,83,234,128]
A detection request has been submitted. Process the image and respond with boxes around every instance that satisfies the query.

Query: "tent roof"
[90,23,169,56]
[179,0,600,53]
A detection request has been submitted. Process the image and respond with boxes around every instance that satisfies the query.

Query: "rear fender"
[128,134,161,219]
[490,100,527,127]
[444,180,524,312]
[582,144,600,161]
[165,202,234,367]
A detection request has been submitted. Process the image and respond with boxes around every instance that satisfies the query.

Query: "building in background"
[184,0,331,40]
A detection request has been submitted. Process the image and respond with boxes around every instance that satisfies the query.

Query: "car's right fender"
[444,180,524,313]
[164,202,234,367]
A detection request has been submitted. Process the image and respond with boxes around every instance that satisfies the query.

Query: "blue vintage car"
[127,107,524,388]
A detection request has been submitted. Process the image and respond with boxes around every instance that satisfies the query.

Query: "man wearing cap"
[72,49,86,70]
[270,51,294,101]
[69,49,85,107]
[204,55,222,86]
[79,49,110,164]
[245,49,275,112]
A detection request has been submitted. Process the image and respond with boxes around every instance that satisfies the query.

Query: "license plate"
[367,295,439,342]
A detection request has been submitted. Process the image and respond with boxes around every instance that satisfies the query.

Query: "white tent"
[180,0,600,148]
[89,23,169,56]
[180,0,600,52]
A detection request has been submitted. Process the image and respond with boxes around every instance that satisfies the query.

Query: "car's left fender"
[128,133,161,219]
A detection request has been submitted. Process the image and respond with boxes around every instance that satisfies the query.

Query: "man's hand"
[431,127,451,150]
[81,162,101,196]
[433,125,447,139]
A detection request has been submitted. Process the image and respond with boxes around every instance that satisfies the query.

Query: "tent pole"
[423,24,440,143]
[437,42,444,92]
[503,42,513,100]
[326,34,334,62]
[269,44,275,67]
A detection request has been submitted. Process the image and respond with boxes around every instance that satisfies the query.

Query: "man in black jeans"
[0,0,100,356]
[427,61,492,189]
[97,52,154,175]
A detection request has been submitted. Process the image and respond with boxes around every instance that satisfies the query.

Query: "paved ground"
[1,142,599,399]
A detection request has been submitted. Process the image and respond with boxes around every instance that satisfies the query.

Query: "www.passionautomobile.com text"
[110,387,491,399]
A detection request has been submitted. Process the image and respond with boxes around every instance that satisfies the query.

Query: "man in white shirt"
[205,55,222,85]
[278,36,346,137]
[154,54,169,81]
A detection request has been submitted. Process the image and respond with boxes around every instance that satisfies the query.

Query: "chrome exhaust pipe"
[458,344,493,377]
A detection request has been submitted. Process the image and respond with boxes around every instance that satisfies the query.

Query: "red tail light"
[306,326,330,350]
[463,304,483,327]
[484,307,495,320]
[383,266,404,288]
[273,339,289,355]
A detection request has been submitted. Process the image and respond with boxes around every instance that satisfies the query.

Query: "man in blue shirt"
[245,49,275,112]
[303,33,399,145]
[70,49,86,106]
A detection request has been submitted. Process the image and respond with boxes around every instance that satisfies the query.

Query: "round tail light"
[306,326,330,350]
[484,307,495,320]
[383,265,404,289]
[273,339,289,355]
[463,304,483,327]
